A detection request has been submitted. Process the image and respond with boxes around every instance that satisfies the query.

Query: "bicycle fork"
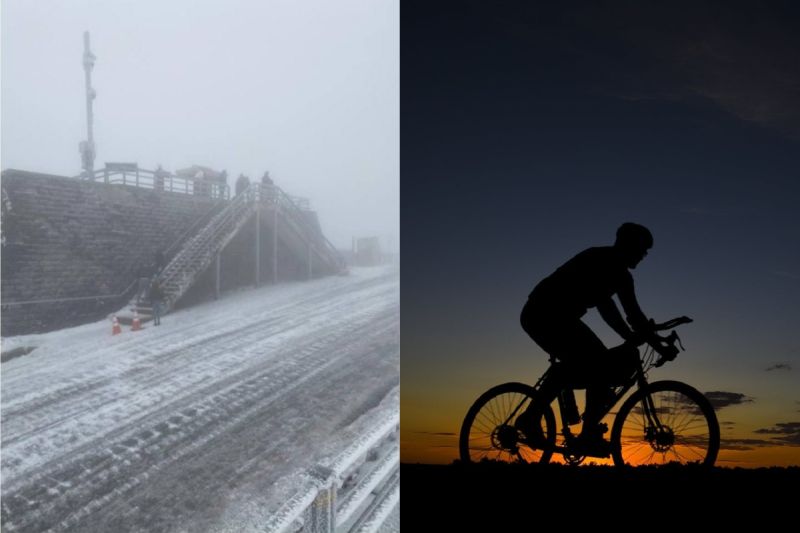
[638,384,671,447]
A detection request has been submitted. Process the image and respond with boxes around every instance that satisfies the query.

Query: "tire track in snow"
[1,269,398,532]
[1,271,391,419]
[2,281,393,453]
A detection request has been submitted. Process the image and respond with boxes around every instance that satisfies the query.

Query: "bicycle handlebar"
[640,316,692,367]
[652,316,693,331]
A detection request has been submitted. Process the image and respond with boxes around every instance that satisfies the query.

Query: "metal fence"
[81,165,230,200]
[265,411,399,533]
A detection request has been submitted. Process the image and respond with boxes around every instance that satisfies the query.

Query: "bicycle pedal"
[572,439,611,458]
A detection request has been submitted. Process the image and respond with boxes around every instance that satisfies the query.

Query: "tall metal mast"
[80,31,97,179]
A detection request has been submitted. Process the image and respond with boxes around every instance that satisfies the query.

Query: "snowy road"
[1,266,399,532]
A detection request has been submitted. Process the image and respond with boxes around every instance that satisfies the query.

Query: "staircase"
[265,184,345,274]
[118,183,345,324]
[157,186,258,309]
[120,187,256,322]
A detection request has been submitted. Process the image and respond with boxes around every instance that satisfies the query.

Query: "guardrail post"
[308,243,313,280]
[255,204,261,287]
[214,252,221,300]
[305,465,336,533]
[273,207,279,284]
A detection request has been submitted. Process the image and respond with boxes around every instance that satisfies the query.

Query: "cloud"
[719,438,776,451]
[704,391,755,411]
[562,2,800,139]
[754,422,800,446]
[765,363,792,372]
[484,3,800,139]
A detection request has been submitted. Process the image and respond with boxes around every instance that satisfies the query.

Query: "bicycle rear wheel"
[459,382,556,464]
[611,380,720,467]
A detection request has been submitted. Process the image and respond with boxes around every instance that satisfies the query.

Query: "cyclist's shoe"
[514,411,547,449]
[574,423,611,457]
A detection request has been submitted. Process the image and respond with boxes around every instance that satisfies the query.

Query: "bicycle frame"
[531,346,667,458]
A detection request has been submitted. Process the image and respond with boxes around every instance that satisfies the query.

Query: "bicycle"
[459,316,720,467]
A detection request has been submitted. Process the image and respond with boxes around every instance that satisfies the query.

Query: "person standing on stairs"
[150,279,165,326]
[154,249,166,275]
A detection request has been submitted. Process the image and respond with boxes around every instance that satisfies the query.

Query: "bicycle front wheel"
[611,380,720,467]
[459,382,556,464]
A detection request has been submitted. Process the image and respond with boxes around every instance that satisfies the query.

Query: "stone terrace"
[1,170,219,335]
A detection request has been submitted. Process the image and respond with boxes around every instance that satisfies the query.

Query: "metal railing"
[259,184,346,273]
[79,166,230,200]
[157,185,257,308]
[161,200,227,264]
[265,410,399,533]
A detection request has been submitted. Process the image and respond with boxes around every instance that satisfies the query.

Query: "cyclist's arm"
[618,274,650,333]
[597,298,634,340]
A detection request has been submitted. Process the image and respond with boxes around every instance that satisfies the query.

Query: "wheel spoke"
[673,420,707,434]
[675,438,708,460]
[614,384,718,467]
[461,385,554,464]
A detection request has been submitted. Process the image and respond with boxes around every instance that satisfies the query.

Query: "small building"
[175,165,227,198]
[353,236,382,266]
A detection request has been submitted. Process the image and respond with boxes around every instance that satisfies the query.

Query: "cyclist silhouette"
[516,223,655,453]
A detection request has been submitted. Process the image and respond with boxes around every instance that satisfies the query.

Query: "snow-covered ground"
[1,265,399,532]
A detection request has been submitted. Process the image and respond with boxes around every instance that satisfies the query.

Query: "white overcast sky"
[1,0,398,250]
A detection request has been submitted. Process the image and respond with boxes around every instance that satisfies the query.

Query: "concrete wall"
[1,171,340,336]
[1,170,219,336]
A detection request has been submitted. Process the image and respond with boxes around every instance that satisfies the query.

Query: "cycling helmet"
[615,222,653,249]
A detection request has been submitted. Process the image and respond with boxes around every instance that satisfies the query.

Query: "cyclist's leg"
[580,344,639,433]
[603,343,640,383]
[561,324,608,431]
[520,304,605,420]
[519,302,565,409]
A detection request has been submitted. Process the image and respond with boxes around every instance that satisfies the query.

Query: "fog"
[1,0,398,251]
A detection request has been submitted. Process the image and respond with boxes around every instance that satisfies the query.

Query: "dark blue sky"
[401,1,800,465]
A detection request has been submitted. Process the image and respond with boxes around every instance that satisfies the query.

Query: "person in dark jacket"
[150,279,165,326]
[154,250,166,274]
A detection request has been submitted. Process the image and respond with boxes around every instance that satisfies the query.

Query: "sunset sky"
[401,0,800,467]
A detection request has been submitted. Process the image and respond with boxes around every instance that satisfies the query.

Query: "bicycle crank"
[492,424,520,452]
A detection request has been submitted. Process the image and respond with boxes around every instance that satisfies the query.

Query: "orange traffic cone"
[131,310,142,331]
[111,315,122,336]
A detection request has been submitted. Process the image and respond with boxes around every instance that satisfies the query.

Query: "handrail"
[161,200,226,262]
[262,184,344,270]
[2,277,140,307]
[156,184,257,307]
[77,167,230,200]
[265,408,399,533]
